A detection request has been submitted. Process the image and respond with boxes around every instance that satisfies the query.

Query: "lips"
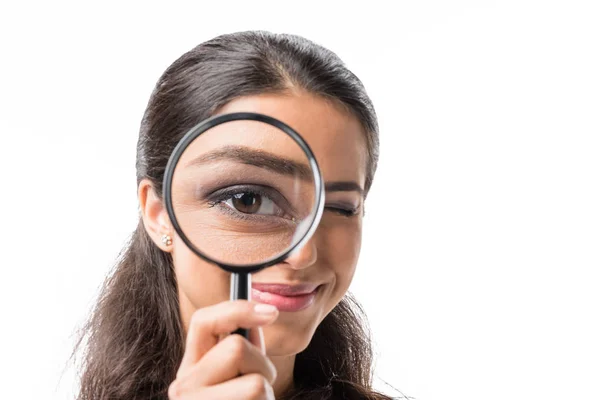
[252,283,321,312]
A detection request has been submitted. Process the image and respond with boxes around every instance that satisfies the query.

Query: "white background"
[1,1,599,399]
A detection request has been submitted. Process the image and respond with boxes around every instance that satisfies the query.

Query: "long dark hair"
[71,30,390,399]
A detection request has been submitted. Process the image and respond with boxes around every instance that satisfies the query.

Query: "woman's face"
[156,90,367,356]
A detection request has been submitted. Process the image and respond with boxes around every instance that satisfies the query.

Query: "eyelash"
[326,206,359,217]
[207,188,272,207]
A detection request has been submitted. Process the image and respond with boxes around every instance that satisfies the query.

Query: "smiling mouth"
[251,283,322,312]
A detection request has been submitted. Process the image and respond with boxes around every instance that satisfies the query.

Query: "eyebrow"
[186,145,313,180]
[187,145,364,194]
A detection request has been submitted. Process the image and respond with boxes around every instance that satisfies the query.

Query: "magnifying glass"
[163,112,325,339]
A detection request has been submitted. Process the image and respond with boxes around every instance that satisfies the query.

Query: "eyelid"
[326,200,360,211]
[325,205,360,217]
[208,185,290,209]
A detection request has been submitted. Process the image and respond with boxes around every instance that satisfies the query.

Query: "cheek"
[171,238,231,308]
[320,217,363,301]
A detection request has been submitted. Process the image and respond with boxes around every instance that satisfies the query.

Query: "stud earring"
[161,234,173,246]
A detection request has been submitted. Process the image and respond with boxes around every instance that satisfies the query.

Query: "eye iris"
[232,193,261,213]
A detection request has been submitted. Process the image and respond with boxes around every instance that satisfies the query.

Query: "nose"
[284,236,318,270]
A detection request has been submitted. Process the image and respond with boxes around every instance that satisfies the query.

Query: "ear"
[138,178,173,252]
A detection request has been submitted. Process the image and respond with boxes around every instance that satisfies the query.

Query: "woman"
[73,30,391,399]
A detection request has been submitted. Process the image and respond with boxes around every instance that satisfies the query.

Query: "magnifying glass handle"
[230,272,251,340]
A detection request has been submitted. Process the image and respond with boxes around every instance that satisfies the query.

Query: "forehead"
[215,91,368,188]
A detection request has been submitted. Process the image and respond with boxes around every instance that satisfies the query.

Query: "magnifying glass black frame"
[163,112,325,338]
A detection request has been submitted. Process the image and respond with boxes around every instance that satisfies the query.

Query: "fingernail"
[254,303,278,316]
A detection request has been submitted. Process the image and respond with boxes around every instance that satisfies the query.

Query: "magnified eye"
[205,185,295,221]
[225,192,281,216]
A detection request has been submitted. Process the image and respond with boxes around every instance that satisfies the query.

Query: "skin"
[139,89,368,399]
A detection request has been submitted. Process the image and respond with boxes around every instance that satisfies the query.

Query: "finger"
[170,373,275,400]
[177,333,276,390]
[222,326,265,352]
[177,301,278,379]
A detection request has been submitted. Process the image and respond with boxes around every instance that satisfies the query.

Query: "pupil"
[233,193,261,213]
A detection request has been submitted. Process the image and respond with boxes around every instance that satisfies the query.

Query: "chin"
[262,310,324,356]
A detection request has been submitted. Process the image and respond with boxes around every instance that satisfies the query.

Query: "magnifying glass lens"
[169,119,318,267]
